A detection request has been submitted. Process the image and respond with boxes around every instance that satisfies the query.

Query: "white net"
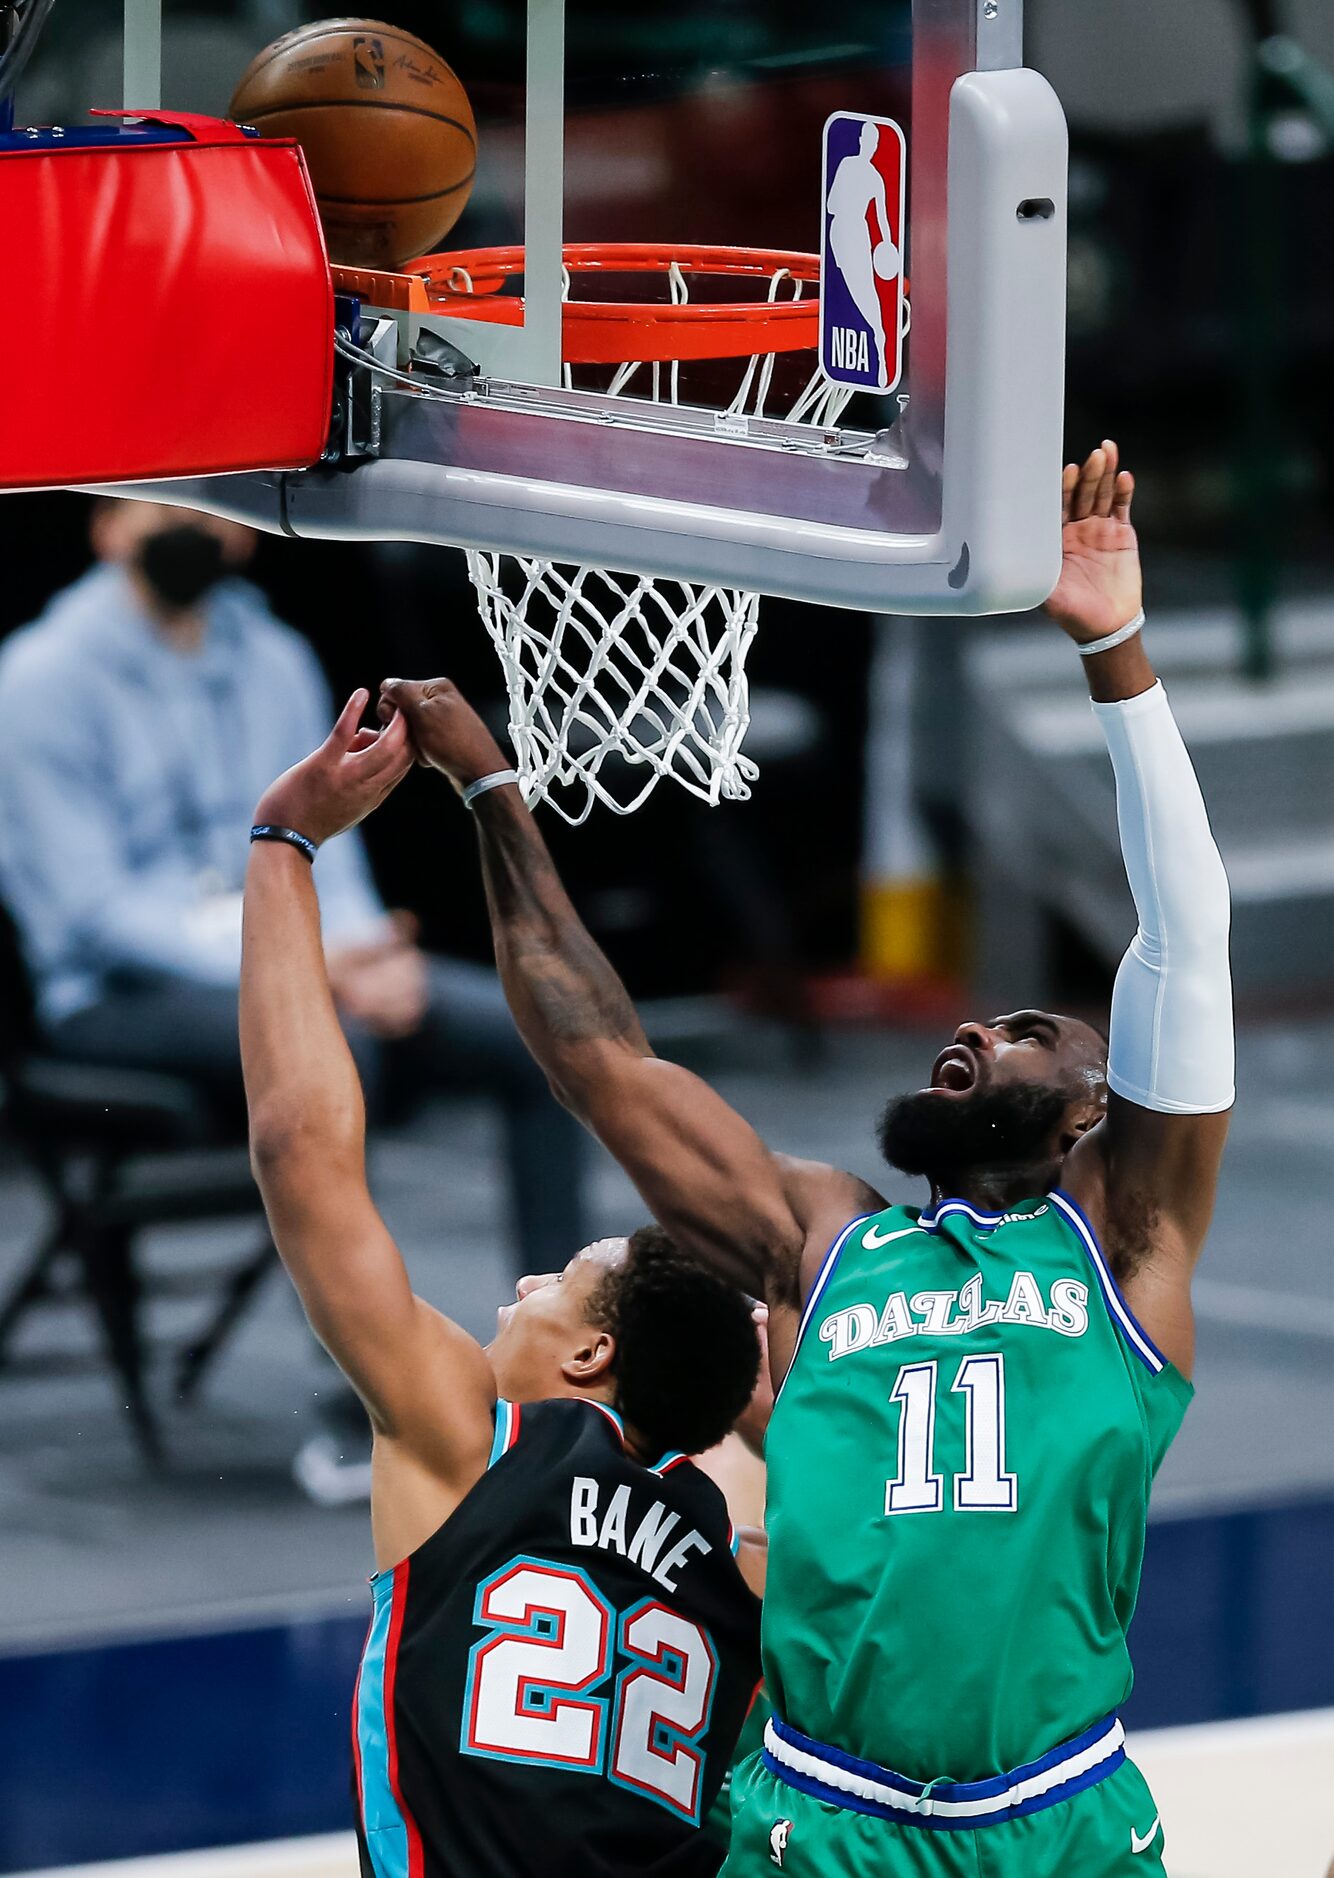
[467,559,762,823]
[463,257,856,825]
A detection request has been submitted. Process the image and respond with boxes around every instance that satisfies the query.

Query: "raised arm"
[1050,445,1233,1375]
[379,679,877,1305]
[241,693,496,1553]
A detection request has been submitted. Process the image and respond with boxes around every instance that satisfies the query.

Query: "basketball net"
[459,258,854,824]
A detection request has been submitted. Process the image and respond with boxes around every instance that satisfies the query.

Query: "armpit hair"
[1102,1184,1161,1284]
[767,1238,805,1313]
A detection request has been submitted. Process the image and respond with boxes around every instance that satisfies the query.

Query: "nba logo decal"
[820,114,906,391]
[353,34,386,87]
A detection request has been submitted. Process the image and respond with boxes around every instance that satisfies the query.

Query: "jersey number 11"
[886,1352,1018,1514]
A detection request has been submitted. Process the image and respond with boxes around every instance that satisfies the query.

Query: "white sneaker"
[292,1433,372,1507]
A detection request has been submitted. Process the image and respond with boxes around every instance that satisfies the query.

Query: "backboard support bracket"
[415,0,567,384]
[123,0,161,109]
[975,0,1023,72]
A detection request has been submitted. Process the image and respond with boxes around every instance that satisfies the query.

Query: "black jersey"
[353,1397,762,1878]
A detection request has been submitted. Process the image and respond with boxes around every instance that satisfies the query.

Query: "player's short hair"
[589,1225,760,1457]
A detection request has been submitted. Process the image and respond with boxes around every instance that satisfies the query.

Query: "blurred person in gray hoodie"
[0,500,589,1496]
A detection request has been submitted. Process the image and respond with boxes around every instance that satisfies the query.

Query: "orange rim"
[400,242,823,365]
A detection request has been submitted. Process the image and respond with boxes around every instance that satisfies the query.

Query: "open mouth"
[925,1045,978,1096]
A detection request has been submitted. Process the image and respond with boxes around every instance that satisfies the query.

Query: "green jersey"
[763,1190,1192,1782]
[703,1689,772,1850]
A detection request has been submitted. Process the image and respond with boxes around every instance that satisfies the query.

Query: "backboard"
[107,0,1067,615]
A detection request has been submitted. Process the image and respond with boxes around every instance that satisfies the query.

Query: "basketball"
[229,18,476,271]
[873,238,901,282]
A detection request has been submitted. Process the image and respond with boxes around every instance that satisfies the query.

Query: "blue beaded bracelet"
[250,824,318,863]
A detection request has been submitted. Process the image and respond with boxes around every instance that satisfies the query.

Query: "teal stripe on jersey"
[356,1573,410,1877]
[487,1400,514,1469]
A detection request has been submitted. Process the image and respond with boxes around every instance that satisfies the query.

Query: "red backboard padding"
[0,117,334,489]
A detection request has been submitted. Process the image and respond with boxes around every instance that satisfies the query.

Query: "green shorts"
[721,1746,1166,1878]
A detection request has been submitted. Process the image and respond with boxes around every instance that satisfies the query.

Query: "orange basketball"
[230,18,476,271]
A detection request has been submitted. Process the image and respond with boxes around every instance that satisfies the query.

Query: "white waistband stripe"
[762,1717,1126,1820]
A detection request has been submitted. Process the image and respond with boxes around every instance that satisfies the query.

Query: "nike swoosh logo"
[862,1222,921,1249]
[1131,1816,1160,1855]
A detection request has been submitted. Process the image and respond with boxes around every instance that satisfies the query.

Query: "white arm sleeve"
[1093,680,1234,1115]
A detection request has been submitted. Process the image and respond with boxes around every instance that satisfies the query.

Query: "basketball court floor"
[20,1706,1334,1878]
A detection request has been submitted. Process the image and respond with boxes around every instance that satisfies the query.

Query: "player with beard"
[379,440,1233,1877]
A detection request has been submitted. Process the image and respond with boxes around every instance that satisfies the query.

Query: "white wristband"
[1077,609,1145,658]
[462,768,520,809]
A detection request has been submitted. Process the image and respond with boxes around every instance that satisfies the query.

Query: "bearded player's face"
[878,1011,1107,1182]
[486,1237,628,1403]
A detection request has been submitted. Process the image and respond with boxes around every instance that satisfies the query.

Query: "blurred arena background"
[0,2,1332,1875]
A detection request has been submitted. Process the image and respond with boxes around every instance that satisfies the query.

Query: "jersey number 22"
[463,1558,718,1822]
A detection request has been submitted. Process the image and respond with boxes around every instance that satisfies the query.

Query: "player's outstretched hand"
[253,689,413,845]
[1044,440,1142,646]
[379,676,510,795]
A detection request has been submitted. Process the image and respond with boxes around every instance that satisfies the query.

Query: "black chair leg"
[174,1234,276,1404]
[75,1224,165,1465]
[0,1219,65,1358]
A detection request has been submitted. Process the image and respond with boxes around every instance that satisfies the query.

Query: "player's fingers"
[1071,448,1105,521]
[349,727,381,752]
[327,688,369,750]
[378,679,412,731]
[1112,469,1135,524]
[386,675,461,706]
[1095,439,1119,514]
[380,676,427,711]
[359,710,411,772]
[380,678,439,764]
[346,725,407,792]
[1061,463,1079,525]
[383,713,418,776]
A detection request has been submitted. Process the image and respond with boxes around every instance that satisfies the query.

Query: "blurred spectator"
[0,500,589,1292]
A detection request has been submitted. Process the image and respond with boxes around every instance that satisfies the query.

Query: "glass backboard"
[105,0,1067,615]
